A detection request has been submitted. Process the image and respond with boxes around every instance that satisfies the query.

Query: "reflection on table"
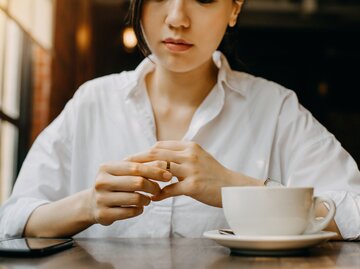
[0,238,359,269]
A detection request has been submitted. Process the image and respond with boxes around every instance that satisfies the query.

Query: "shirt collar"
[212,51,247,97]
[124,56,154,99]
[125,51,247,99]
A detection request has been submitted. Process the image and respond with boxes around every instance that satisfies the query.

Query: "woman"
[1,0,359,240]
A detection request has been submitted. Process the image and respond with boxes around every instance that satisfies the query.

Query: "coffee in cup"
[221,186,335,236]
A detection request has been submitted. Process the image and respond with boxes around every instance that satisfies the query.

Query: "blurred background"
[0,0,360,204]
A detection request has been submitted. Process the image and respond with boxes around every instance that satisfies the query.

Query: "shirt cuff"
[3,198,49,238]
[320,190,360,240]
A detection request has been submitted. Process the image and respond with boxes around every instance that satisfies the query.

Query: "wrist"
[79,189,97,226]
[225,169,264,187]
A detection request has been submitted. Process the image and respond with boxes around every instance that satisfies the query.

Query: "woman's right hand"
[89,161,172,226]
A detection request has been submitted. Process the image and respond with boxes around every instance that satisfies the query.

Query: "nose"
[165,0,190,29]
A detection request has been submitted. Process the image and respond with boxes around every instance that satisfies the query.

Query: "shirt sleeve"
[274,91,360,240]
[0,96,75,238]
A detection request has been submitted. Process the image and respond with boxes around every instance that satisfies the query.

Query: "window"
[0,9,23,204]
[0,0,47,205]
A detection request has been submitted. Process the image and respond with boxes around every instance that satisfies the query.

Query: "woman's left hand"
[125,141,236,207]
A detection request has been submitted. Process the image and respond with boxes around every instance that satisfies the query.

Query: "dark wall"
[51,0,94,122]
[91,1,143,76]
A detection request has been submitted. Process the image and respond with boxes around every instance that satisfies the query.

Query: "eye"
[197,0,216,4]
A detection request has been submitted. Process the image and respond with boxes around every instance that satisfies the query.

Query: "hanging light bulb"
[76,23,91,53]
[302,0,318,15]
[122,26,137,51]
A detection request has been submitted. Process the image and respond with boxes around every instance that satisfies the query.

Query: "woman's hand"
[126,141,247,207]
[89,161,173,226]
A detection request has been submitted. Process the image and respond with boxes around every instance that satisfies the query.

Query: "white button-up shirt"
[1,52,360,239]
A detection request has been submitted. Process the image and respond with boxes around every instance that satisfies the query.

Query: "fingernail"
[163,171,172,180]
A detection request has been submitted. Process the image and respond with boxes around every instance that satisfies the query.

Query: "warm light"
[122,27,137,50]
[76,24,90,53]
[318,82,329,97]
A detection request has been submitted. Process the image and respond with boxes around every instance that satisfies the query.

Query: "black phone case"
[0,238,74,257]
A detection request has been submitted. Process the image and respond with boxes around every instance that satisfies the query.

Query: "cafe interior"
[0,0,360,266]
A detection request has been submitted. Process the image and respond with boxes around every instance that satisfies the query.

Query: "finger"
[96,175,162,196]
[100,162,172,182]
[144,160,167,169]
[97,192,151,207]
[143,161,185,179]
[162,162,186,179]
[151,182,187,201]
[96,207,144,225]
[126,148,185,164]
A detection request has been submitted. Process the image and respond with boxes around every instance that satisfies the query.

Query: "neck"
[146,58,218,108]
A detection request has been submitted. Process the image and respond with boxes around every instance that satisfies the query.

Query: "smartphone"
[0,237,74,257]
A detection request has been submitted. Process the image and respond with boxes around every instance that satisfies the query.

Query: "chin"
[154,52,209,74]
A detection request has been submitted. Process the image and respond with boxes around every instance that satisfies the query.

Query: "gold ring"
[166,161,171,171]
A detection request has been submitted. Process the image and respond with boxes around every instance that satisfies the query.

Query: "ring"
[166,161,171,171]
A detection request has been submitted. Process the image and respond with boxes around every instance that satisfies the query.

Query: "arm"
[24,190,94,238]
[126,141,346,239]
[24,161,171,238]
[273,91,359,240]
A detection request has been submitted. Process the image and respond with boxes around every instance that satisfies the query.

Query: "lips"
[162,38,194,52]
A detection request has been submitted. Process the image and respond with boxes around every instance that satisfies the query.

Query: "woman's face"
[141,0,242,73]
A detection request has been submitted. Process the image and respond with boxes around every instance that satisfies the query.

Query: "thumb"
[151,182,186,201]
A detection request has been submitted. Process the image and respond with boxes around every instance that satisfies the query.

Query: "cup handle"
[303,196,336,234]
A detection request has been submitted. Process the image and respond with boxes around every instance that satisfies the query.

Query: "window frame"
[0,10,32,203]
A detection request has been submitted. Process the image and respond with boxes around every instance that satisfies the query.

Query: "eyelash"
[147,0,216,4]
[197,0,215,3]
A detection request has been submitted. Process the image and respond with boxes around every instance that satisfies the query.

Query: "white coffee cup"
[222,186,336,236]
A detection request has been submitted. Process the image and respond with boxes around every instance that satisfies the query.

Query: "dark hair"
[128,0,246,71]
[128,0,149,57]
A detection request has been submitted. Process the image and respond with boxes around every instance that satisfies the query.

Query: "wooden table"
[0,238,359,269]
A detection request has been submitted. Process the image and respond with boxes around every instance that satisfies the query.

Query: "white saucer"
[203,230,337,256]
